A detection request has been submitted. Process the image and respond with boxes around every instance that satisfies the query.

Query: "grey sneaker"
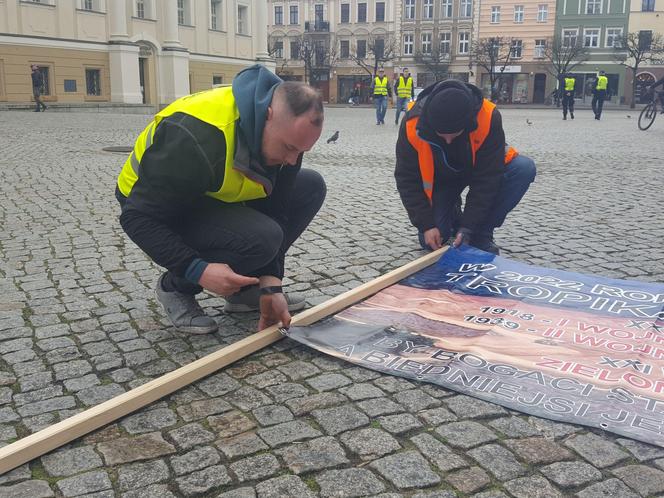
[224,285,306,313]
[155,275,218,334]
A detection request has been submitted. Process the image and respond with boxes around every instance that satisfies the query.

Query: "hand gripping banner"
[287,246,664,447]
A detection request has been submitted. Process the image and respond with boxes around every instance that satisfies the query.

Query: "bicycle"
[638,88,662,130]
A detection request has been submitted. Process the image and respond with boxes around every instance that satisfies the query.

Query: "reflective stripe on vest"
[374,76,388,96]
[405,98,518,204]
[564,78,575,91]
[397,76,413,98]
[596,75,608,90]
[117,86,267,203]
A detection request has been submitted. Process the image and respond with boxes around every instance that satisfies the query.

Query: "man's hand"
[258,293,291,331]
[452,228,472,248]
[198,263,259,296]
[423,227,442,250]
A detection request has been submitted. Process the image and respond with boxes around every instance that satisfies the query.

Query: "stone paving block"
[488,416,544,438]
[417,406,458,426]
[410,433,467,472]
[616,438,664,462]
[312,404,370,435]
[216,488,256,498]
[444,395,508,419]
[41,445,103,477]
[226,386,273,411]
[436,421,498,449]
[0,463,30,485]
[244,370,288,389]
[564,433,629,468]
[284,392,348,416]
[76,384,125,406]
[471,491,509,498]
[356,397,404,417]
[338,382,385,400]
[528,416,580,438]
[97,432,176,465]
[18,372,52,392]
[504,476,563,498]
[230,453,281,482]
[208,411,256,438]
[370,450,441,490]
[540,461,603,488]
[258,420,322,447]
[412,492,457,498]
[575,478,640,498]
[170,446,221,475]
[121,484,177,498]
[117,459,170,491]
[226,361,268,379]
[372,376,415,393]
[0,480,54,498]
[339,428,401,459]
[175,465,231,496]
[252,404,293,426]
[217,432,268,459]
[176,397,233,422]
[504,437,574,464]
[263,382,311,402]
[316,468,386,497]
[277,360,321,380]
[17,396,76,417]
[306,372,352,391]
[120,407,177,434]
[446,466,491,494]
[255,475,316,498]
[56,470,112,497]
[63,374,101,392]
[167,422,215,450]
[611,464,664,496]
[276,436,348,474]
[393,389,441,412]
[376,413,423,434]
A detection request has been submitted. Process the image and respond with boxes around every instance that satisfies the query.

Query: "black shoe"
[563,115,567,120]
[570,113,574,119]
[34,109,40,112]
[470,234,500,255]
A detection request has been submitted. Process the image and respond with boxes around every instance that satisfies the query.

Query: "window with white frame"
[340,40,349,58]
[534,39,546,57]
[441,0,452,17]
[606,27,623,48]
[340,3,349,22]
[642,0,655,11]
[421,33,432,53]
[511,39,523,58]
[274,5,283,25]
[537,4,548,21]
[405,0,415,19]
[440,32,451,54]
[491,6,500,23]
[211,0,222,29]
[458,31,470,53]
[514,5,524,23]
[177,0,192,25]
[423,0,433,19]
[357,2,367,22]
[289,5,298,24]
[85,68,102,96]
[357,39,367,58]
[290,40,299,59]
[584,28,599,47]
[376,2,385,21]
[404,33,413,55]
[237,4,249,34]
[135,0,154,18]
[460,0,472,17]
[586,0,601,14]
[274,40,283,58]
[81,0,102,10]
[136,0,145,18]
[563,28,578,47]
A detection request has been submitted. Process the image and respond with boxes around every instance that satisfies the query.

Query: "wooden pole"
[0,247,446,474]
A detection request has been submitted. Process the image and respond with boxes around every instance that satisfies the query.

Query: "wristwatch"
[259,286,283,295]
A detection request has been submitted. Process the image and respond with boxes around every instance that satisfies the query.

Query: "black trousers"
[562,93,574,117]
[592,90,606,118]
[164,169,326,295]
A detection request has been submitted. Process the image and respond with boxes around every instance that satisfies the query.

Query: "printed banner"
[288,247,664,447]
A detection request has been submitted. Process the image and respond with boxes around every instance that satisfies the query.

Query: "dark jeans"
[592,90,606,118]
[562,93,574,117]
[418,154,536,247]
[33,86,46,111]
[395,97,409,123]
[164,169,326,294]
[374,95,387,124]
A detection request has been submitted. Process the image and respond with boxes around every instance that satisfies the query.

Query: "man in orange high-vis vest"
[395,80,536,255]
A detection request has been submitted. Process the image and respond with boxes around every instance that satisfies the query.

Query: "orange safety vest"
[405,98,518,204]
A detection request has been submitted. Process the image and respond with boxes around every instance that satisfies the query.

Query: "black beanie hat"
[424,88,473,134]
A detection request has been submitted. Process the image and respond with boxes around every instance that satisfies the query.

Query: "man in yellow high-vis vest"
[562,73,576,120]
[372,67,389,125]
[395,67,414,124]
[116,65,326,334]
[592,70,609,120]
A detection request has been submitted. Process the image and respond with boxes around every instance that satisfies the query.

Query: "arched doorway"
[137,42,157,105]
[635,72,656,104]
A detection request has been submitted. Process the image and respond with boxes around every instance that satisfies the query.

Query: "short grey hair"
[275,81,324,126]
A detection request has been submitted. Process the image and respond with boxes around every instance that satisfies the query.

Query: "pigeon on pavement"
[327,130,340,144]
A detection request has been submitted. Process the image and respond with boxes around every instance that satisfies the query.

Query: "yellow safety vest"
[596,75,608,91]
[564,78,575,91]
[374,76,388,96]
[117,86,267,203]
[397,75,413,98]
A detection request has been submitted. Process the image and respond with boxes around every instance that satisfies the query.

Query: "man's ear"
[266,106,273,121]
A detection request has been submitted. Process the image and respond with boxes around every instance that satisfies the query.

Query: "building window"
[340,39,349,58]
[537,4,548,21]
[458,31,470,53]
[375,1,385,21]
[83,0,93,10]
[491,6,500,23]
[315,4,324,23]
[421,33,432,53]
[36,66,50,95]
[441,0,452,17]
[274,5,283,25]
[404,33,413,55]
[563,28,578,47]
[357,39,367,58]
[177,0,191,25]
[85,68,101,96]
[274,40,283,58]
[374,38,385,57]
[237,4,248,34]
[642,0,655,11]
[511,39,523,58]
[423,0,433,19]
[136,0,145,18]
[405,0,415,19]
[340,3,349,22]
[534,39,546,58]
[606,27,623,48]
[584,28,599,47]
[513,5,524,23]
[290,40,299,59]
[639,30,653,50]
[586,0,601,14]
[460,0,472,17]
[357,2,367,22]
[440,32,451,54]
[211,0,222,29]
[289,5,298,24]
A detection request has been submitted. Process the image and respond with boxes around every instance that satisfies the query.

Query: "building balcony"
[305,21,329,32]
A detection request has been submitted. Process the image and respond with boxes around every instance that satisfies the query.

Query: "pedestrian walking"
[115,65,326,334]
[31,64,47,112]
[372,68,389,125]
[592,70,608,120]
[562,73,576,120]
[395,68,414,125]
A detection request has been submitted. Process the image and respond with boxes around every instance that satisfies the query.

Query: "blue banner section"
[403,246,664,321]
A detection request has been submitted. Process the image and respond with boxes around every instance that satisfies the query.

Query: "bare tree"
[289,33,339,86]
[267,34,289,75]
[614,31,664,108]
[414,46,450,85]
[544,35,590,105]
[470,37,513,101]
[349,33,398,76]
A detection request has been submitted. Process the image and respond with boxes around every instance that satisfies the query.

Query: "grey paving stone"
[611,464,664,496]
[446,466,491,494]
[528,417,580,438]
[488,416,542,438]
[370,450,441,490]
[306,372,352,391]
[312,405,370,435]
[56,470,112,497]
[176,398,233,422]
[18,372,52,392]
[468,443,526,480]
[76,384,125,406]
[258,420,322,447]
[616,438,664,462]
[317,468,386,497]
[575,478,640,498]
[170,446,221,475]
[356,397,404,417]
[227,360,268,379]
[372,376,415,393]
[120,408,177,434]
[471,491,509,498]
[196,373,241,397]
[504,476,563,498]
[97,433,176,465]
[0,480,54,498]
[277,360,321,380]
[117,459,170,491]
[41,446,103,477]
[264,382,311,402]
[393,389,440,411]
[412,492,457,498]
[339,428,401,459]
[63,374,101,392]
[417,406,458,425]
[435,421,498,449]
[276,435,348,474]
[217,432,268,459]
[167,422,215,450]
[230,453,281,482]
[175,465,231,496]
[208,411,256,438]
[564,433,629,468]
[226,386,273,411]
[445,395,507,418]
[338,382,385,400]
[541,461,603,488]
[410,433,467,472]
[0,463,30,485]
[376,413,423,434]
[285,392,348,415]
[504,437,574,464]
[252,404,293,426]
[17,396,76,417]
[255,475,316,498]
[216,488,256,498]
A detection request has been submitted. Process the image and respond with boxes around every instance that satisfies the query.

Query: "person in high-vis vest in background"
[592,70,609,120]
[562,73,576,120]
[116,65,326,334]
[395,68,414,125]
[372,67,389,125]
[395,80,536,255]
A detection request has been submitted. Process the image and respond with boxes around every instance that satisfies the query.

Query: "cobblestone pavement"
[1,105,663,498]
